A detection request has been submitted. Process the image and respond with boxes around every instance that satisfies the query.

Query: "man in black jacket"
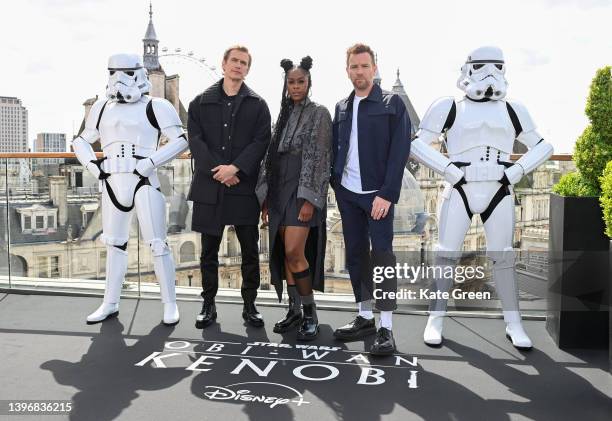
[187,45,271,328]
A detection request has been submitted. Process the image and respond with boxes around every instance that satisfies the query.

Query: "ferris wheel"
[158,47,221,101]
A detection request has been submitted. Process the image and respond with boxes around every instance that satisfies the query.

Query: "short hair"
[223,45,252,68]
[346,43,376,66]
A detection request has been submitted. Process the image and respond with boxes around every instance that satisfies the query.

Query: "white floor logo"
[203,382,310,408]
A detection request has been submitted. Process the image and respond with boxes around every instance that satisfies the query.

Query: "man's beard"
[352,78,371,91]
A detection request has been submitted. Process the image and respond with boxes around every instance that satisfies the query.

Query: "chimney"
[49,176,68,226]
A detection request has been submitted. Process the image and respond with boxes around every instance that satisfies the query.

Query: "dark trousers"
[200,225,260,302]
[335,184,397,310]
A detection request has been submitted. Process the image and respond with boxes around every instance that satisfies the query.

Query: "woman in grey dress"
[256,56,332,340]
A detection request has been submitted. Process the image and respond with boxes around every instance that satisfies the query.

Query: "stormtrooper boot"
[423,311,446,346]
[154,252,180,326]
[423,253,455,346]
[492,252,532,350]
[504,311,532,350]
[87,245,127,324]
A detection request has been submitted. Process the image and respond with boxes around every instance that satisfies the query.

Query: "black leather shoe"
[370,327,396,356]
[242,302,265,327]
[195,299,216,329]
[297,303,319,341]
[333,316,376,341]
[273,306,302,333]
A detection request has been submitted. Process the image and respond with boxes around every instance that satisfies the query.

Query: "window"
[50,256,60,277]
[37,256,47,278]
[36,215,44,229]
[47,215,55,229]
[24,216,31,230]
[99,250,107,274]
[179,241,196,263]
[82,211,94,226]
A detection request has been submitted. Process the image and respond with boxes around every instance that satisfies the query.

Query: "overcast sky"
[1,0,610,153]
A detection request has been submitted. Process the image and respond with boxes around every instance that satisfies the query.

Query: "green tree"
[553,66,612,197]
[600,161,612,239]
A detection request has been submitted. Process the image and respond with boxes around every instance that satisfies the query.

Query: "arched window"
[179,241,196,263]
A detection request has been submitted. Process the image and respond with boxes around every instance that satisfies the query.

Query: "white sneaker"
[86,302,119,324]
[163,302,180,326]
[506,322,533,350]
[423,313,445,346]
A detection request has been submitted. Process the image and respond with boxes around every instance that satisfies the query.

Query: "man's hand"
[371,196,391,220]
[224,175,240,188]
[261,201,269,226]
[212,164,239,183]
[298,201,314,223]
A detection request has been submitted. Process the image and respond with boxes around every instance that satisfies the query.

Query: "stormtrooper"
[411,46,553,349]
[73,54,188,326]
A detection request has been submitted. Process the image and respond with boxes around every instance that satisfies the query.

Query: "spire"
[393,68,403,88]
[373,53,382,86]
[144,2,158,40]
[391,68,420,135]
[143,2,160,71]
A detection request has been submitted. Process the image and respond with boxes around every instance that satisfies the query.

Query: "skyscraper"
[0,96,29,183]
[0,96,28,154]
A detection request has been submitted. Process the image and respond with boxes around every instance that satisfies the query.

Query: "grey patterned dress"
[255,97,332,299]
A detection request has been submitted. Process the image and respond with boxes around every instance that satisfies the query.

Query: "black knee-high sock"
[292,268,313,296]
[292,268,317,323]
[286,284,302,311]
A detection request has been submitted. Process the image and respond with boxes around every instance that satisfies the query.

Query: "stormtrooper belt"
[91,156,152,213]
[452,161,511,223]
[461,163,506,182]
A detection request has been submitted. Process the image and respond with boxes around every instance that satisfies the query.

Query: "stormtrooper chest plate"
[446,100,515,155]
[98,100,158,151]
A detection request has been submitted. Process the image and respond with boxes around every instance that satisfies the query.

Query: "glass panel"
[0,158,10,287]
[0,154,576,318]
[5,157,140,299]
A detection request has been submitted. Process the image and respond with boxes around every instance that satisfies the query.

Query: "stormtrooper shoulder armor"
[419,97,456,134]
[149,97,182,130]
[505,99,537,136]
[80,98,109,143]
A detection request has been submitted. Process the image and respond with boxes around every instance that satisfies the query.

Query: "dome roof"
[393,169,426,233]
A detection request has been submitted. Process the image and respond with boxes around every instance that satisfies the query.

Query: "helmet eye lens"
[472,64,484,70]
[495,64,503,70]
[109,70,115,75]
[125,71,134,77]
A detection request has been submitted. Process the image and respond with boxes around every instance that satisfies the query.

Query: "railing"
[0,152,575,314]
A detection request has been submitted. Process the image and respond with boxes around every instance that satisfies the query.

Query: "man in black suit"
[187,45,271,328]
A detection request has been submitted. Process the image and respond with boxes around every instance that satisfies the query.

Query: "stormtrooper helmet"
[106,54,152,103]
[457,46,508,101]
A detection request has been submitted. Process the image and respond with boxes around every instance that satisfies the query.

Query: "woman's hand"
[298,201,314,222]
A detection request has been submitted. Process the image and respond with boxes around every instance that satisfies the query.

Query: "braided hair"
[264,56,313,208]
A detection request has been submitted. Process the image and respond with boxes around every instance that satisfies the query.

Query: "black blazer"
[187,79,271,204]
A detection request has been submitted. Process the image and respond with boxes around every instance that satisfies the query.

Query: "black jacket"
[187,79,271,204]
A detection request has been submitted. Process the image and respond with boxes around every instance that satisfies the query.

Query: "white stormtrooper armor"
[73,54,188,326]
[411,46,554,349]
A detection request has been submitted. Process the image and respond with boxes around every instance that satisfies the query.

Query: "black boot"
[297,302,319,341]
[274,296,302,333]
[242,301,265,327]
[195,298,216,329]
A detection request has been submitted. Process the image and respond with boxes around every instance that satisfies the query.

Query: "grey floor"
[0,292,610,421]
